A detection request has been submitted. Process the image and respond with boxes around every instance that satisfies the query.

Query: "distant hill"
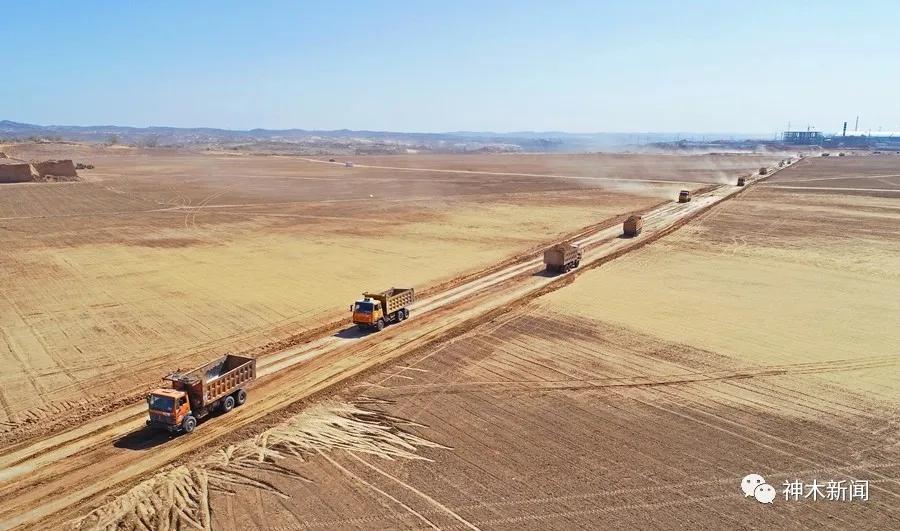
[0,120,766,154]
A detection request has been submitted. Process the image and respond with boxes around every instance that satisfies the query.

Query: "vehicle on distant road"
[352,288,415,332]
[623,215,643,237]
[544,243,582,273]
[678,190,692,203]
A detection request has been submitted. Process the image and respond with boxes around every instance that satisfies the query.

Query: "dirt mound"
[32,159,79,179]
[0,161,36,183]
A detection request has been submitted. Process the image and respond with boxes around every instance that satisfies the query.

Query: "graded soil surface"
[199,161,898,529]
[0,144,769,441]
[40,156,898,530]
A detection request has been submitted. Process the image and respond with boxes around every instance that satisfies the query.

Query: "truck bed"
[543,244,581,266]
[166,354,256,407]
[363,287,415,315]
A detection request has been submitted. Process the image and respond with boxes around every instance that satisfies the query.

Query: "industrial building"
[782,120,900,149]
[782,131,824,144]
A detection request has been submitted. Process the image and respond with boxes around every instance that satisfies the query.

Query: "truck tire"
[235,389,247,406]
[403,308,410,320]
[221,395,235,413]
[574,260,580,268]
[397,309,406,322]
[182,415,197,434]
[376,319,385,331]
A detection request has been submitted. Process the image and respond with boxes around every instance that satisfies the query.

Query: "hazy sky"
[4,1,899,133]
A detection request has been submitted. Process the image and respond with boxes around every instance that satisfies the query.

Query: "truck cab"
[147,388,191,432]
[352,297,383,329]
[351,288,414,332]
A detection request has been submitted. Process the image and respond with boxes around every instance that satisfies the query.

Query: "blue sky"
[3,1,899,133]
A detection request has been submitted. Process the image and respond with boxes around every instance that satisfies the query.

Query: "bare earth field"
[764,154,900,195]
[59,157,898,529]
[0,144,770,439]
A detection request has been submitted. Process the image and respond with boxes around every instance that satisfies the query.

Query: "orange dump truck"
[544,243,582,273]
[737,176,746,186]
[623,215,643,237]
[352,287,415,332]
[147,354,256,434]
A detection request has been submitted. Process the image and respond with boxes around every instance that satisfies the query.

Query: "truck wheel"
[574,260,580,268]
[403,308,410,320]
[397,310,405,322]
[221,395,235,413]
[235,389,247,406]
[182,415,197,434]
[376,319,385,331]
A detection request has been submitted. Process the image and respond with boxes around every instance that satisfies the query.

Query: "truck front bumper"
[147,418,181,433]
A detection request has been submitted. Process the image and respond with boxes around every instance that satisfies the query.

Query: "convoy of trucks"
[351,287,415,331]
[147,354,256,434]
[144,170,770,436]
[543,243,582,273]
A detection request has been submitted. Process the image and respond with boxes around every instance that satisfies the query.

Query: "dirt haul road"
[299,156,706,186]
[0,167,778,529]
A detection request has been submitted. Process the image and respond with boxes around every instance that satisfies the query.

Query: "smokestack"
[855,116,859,132]
[843,122,847,137]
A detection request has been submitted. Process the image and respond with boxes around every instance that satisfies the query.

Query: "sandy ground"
[58,156,898,530]
[0,145,770,440]
[764,154,900,194]
[0,175,769,529]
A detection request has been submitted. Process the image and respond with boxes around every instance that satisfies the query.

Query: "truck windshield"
[354,301,374,312]
[148,394,175,412]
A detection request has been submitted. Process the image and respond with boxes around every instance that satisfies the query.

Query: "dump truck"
[737,176,746,186]
[147,354,256,434]
[352,287,414,331]
[623,215,643,237]
[544,243,582,273]
[678,190,692,203]
[759,167,769,175]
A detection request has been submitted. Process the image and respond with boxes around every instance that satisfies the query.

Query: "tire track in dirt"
[298,157,720,186]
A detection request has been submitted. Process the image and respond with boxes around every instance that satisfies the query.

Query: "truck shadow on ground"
[533,270,566,278]
[114,427,174,451]
[334,326,370,340]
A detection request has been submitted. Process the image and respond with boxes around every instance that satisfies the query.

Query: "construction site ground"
[0,144,772,439]
[204,156,897,530]
[4,147,896,529]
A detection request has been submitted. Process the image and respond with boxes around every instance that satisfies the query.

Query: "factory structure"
[782,118,900,148]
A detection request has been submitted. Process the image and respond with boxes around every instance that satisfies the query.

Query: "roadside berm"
[0,158,79,182]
